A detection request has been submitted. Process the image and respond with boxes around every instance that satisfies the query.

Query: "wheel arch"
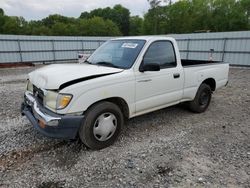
[84,97,130,119]
[201,78,216,91]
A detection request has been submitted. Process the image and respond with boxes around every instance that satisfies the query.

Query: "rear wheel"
[79,101,124,150]
[188,83,212,113]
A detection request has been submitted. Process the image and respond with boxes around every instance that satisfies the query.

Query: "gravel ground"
[0,66,249,188]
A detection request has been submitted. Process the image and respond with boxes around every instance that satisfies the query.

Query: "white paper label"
[121,43,138,48]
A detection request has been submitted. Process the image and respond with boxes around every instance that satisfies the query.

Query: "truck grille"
[33,85,44,104]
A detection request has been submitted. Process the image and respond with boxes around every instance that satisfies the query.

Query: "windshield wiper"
[95,61,120,68]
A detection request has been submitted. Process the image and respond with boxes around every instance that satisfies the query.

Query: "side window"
[143,41,176,68]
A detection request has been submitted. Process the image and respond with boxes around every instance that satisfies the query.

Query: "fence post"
[17,39,23,63]
[51,40,56,62]
[222,38,228,62]
[81,40,84,52]
[186,38,190,59]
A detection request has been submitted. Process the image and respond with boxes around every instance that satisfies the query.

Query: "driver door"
[135,40,183,113]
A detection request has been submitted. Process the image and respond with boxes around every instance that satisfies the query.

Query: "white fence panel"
[0,31,249,66]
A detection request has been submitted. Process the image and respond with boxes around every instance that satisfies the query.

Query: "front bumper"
[21,91,84,139]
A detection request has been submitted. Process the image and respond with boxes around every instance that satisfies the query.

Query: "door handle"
[137,79,152,83]
[173,73,180,79]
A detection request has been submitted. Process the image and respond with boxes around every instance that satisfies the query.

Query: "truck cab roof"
[112,36,175,42]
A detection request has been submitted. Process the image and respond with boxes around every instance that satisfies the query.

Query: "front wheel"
[79,101,124,150]
[188,83,212,113]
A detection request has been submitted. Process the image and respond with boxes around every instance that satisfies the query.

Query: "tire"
[188,83,212,113]
[79,101,124,150]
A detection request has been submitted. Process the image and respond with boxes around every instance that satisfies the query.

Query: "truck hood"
[29,64,123,90]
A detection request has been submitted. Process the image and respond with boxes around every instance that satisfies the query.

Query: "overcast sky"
[0,0,152,20]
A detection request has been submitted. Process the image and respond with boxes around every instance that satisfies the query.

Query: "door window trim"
[139,40,177,71]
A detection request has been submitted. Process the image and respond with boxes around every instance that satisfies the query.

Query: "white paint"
[29,63,123,89]
[28,36,229,118]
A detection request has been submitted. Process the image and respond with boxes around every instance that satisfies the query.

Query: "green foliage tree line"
[0,0,249,36]
[145,0,250,34]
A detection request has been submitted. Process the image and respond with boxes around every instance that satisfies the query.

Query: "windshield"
[87,39,146,69]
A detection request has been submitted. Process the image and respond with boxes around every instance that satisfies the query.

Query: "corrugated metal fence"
[0,35,111,64]
[0,31,249,66]
[170,31,250,66]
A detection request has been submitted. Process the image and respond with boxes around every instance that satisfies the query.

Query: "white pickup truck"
[21,36,229,149]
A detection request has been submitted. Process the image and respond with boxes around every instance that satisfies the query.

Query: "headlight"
[44,91,73,111]
[27,80,33,92]
[56,94,73,110]
[44,90,58,110]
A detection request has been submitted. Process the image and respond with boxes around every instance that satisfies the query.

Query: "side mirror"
[139,63,160,72]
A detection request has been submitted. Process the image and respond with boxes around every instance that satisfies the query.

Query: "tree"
[0,8,4,16]
[113,5,130,36]
[148,0,161,8]
[129,16,143,35]
[2,16,23,34]
[145,0,250,34]
[189,0,213,32]
[0,1,250,36]
[42,14,77,28]
[0,8,5,33]
[77,17,121,36]
[80,4,130,35]
[239,0,250,29]
[147,0,161,34]
[145,0,168,34]
[51,22,69,36]
[166,0,193,33]
[211,0,248,31]
[143,5,167,34]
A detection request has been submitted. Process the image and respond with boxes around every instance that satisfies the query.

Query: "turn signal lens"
[38,119,46,129]
[57,94,72,110]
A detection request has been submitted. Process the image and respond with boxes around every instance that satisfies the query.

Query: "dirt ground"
[0,66,249,188]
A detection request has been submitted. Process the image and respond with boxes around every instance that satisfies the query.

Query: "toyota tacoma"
[21,36,229,149]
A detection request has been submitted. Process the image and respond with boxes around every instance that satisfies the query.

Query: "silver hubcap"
[93,113,117,142]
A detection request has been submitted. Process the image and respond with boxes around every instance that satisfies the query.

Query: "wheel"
[79,101,124,150]
[188,83,212,113]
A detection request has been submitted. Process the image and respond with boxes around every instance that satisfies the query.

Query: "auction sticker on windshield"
[121,43,138,48]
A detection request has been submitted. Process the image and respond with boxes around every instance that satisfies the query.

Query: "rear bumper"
[21,92,84,139]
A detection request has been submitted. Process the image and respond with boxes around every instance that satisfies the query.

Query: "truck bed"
[181,59,222,67]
